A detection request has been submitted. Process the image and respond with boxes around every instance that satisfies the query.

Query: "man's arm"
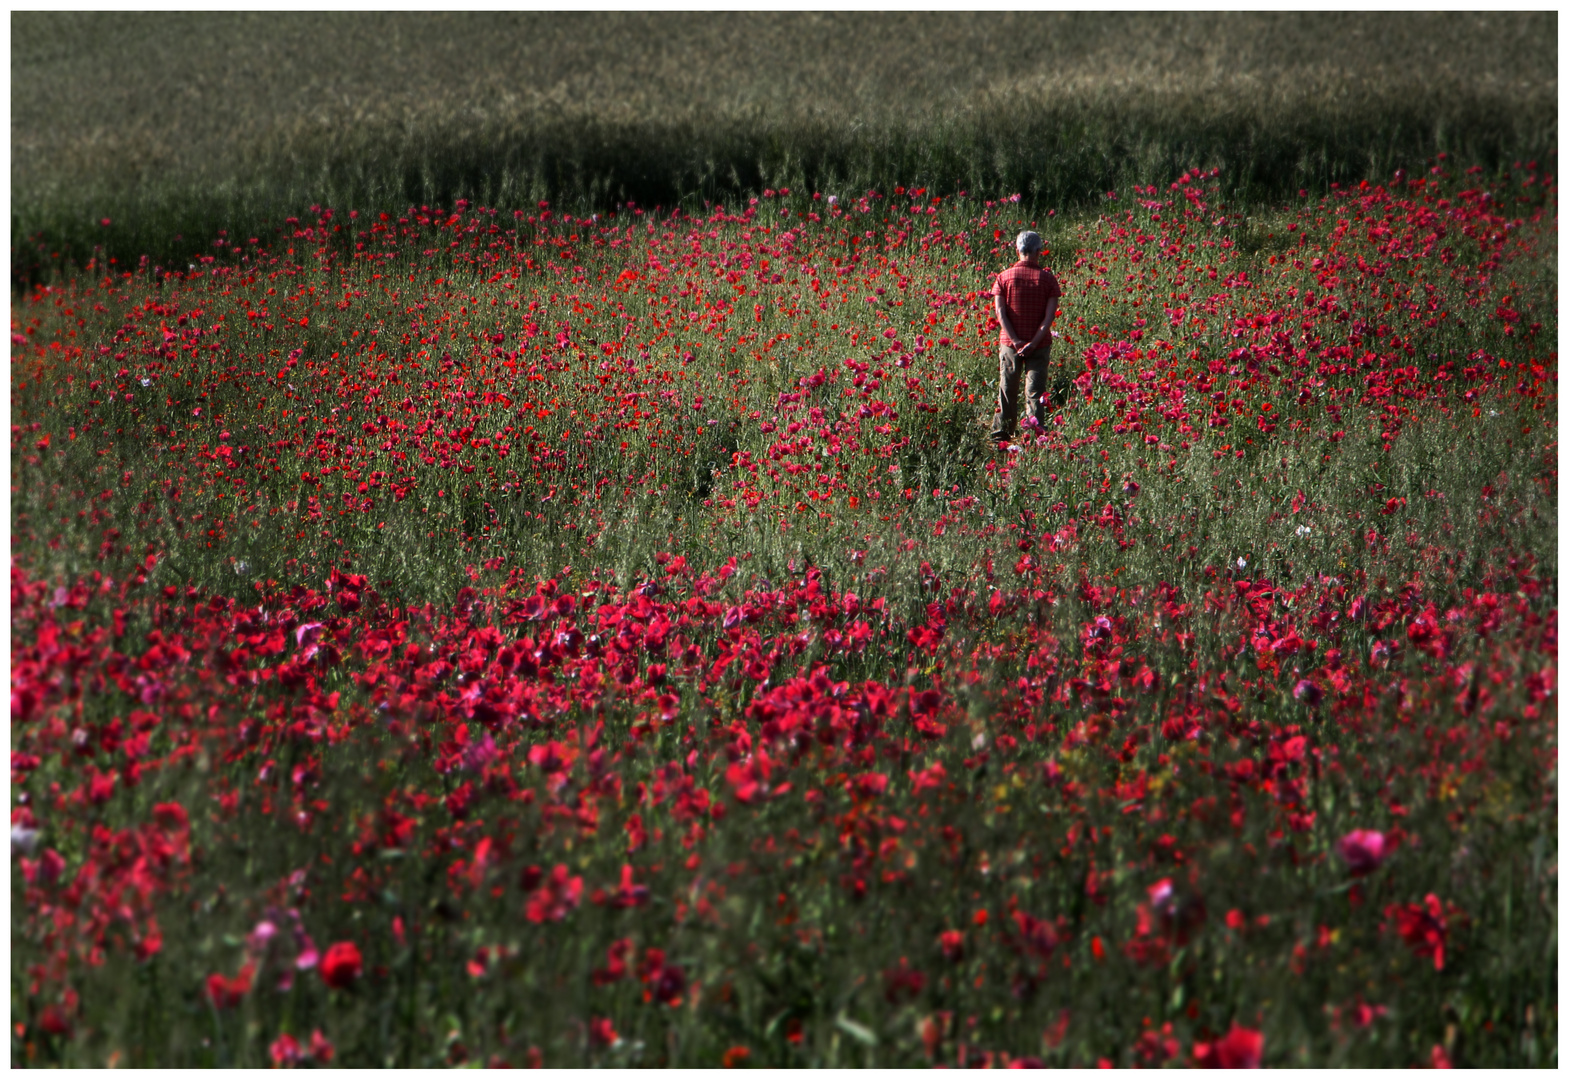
[1018,295,1059,357]
[994,291,1022,349]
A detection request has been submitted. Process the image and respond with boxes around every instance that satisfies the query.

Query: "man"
[990,230,1061,446]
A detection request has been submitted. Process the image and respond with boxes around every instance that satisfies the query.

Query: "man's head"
[1015,230,1043,263]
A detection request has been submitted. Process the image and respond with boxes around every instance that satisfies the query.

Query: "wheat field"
[12,12,1556,277]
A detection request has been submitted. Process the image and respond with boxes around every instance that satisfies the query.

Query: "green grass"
[12,12,1558,282]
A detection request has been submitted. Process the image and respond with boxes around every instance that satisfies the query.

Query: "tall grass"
[12,12,1557,283]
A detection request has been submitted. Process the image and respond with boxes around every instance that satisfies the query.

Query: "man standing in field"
[990,230,1061,446]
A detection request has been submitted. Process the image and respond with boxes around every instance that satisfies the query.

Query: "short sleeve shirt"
[993,262,1062,347]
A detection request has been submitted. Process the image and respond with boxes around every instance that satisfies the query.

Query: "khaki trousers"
[990,344,1048,442]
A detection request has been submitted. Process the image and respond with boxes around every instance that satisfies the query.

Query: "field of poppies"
[11,161,1557,1066]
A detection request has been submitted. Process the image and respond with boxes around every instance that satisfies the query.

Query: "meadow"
[10,11,1559,1070]
[12,162,1557,1067]
[12,12,1557,281]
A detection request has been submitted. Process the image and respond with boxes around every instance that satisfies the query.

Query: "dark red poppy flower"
[882,958,927,1003]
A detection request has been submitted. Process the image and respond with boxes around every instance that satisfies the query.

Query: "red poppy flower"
[152,801,189,831]
[206,962,255,1009]
[1386,893,1452,971]
[589,1016,618,1048]
[524,863,583,923]
[38,1004,71,1037]
[1193,1025,1263,1068]
[270,1033,303,1067]
[320,941,363,989]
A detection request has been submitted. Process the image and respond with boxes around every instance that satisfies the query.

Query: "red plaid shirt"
[993,262,1061,348]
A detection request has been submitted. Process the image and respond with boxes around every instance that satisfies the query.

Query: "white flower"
[11,824,39,856]
[971,731,987,751]
[1295,525,1312,538]
[140,377,151,387]
[1236,557,1247,569]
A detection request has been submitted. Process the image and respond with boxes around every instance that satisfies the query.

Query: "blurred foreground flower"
[1192,1025,1263,1068]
